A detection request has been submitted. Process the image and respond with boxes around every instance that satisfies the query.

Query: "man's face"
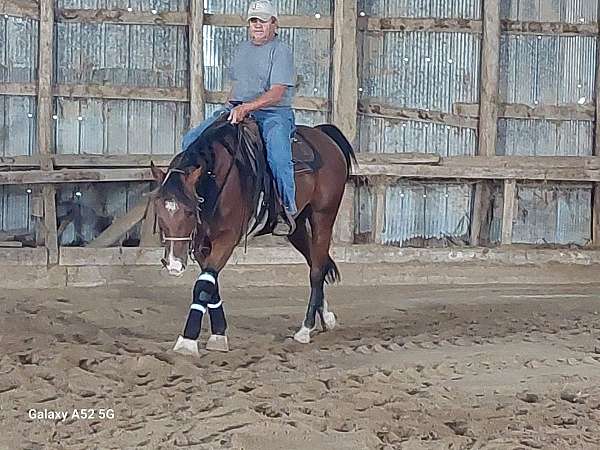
[249,17,276,44]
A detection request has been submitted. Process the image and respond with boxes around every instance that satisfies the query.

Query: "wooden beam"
[0,169,152,185]
[38,0,58,264]
[87,198,150,248]
[359,100,478,129]
[364,17,482,33]
[472,0,501,246]
[455,102,595,121]
[139,198,160,247]
[4,157,600,184]
[204,13,333,29]
[332,0,358,143]
[55,84,188,102]
[57,8,187,25]
[502,19,597,36]
[372,184,386,243]
[333,183,355,244]
[189,0,205,124]
[501,179,516,245]
[54,9,332,29]
[206,91,329,111]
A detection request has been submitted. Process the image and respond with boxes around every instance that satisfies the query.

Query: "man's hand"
[228,104,252,124]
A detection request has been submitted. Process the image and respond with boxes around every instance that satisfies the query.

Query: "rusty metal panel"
[498,34,596,155]
[500,0,598,23]
[55,23,188,87]
[0,186,32,233]
[54,98,187,154]
[511,183,591,246]
[358,30,479,155]
[358,0,481,19]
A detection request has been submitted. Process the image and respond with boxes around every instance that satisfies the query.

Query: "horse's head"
[151,162,204,277]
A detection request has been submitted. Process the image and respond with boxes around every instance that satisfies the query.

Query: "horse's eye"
[184,210,195,217]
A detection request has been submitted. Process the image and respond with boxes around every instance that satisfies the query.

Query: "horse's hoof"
[323,311,337,330]
[172,335,199,356]
[206,334,229,352]
[293,326,313,344]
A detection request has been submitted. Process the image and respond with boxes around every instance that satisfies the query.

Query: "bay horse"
[150,114,355,355]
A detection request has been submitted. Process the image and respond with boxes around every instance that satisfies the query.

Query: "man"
[181,0,297,236]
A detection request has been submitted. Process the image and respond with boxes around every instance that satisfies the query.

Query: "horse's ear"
[184,166,203,196]
[150,161,166,184]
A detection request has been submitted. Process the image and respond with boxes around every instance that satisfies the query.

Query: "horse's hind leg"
[294,210,337,344]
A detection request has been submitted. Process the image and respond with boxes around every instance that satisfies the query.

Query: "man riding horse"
[152,0,356,355]
[181,0,297,236]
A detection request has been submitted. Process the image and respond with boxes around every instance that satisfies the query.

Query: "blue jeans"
[181,106,297,215]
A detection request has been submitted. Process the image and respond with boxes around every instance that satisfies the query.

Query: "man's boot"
[272,210,296,236]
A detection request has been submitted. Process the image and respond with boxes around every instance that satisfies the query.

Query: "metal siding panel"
[555,187,591,245]
[358,0,481,19]
[128,25,155,86]
[175,26,189,87]
[202,25,247,92]
[153,26,178,87]
[175,102,190,150]
[127,100,153,154]
[80,23,104,83]
[106,100,129,155]
[55,98,82,154]
[2,186,31,232]
[500,0,598,23]
[56,23,81,83]
[294,109,327,126]
[498,119,593,156]
[354,184,373,234]
[204,0,332,15]
[80,99,105,154]
[151,102,177,154]
[6,17,38,83]
[359,30,479,154]
[3,96,35,156]
[103,24,130,85]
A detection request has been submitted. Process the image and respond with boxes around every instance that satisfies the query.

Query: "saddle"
[239,121,322,174]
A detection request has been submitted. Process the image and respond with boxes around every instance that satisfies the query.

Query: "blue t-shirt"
[229,37,296,109]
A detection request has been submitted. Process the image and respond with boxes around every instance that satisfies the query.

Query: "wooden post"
[471,0,501,246]
[372,183,386,243]
[37,0,58,264]
[333,182,355,244]
[501,179,516,245]
[189,0,205,124]
[332,0,358,143]
[592,2,600,247]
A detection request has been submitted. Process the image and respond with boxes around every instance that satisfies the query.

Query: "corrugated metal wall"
[495,0,597,245]
[357,0,480,246]
[0,16,38,233]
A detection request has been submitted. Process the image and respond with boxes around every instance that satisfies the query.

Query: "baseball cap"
[247,0,278,21]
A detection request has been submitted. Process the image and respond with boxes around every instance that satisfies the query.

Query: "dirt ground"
[1,279,600,449]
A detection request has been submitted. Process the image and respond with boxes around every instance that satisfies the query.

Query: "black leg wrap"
[182,270,218,340]
[304,286,324,330]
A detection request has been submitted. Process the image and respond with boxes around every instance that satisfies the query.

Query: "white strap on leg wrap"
[190,304,207,313]
[207,300,223,309]
[197,272,216,284]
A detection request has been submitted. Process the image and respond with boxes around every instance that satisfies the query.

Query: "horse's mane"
[159,116,272,225]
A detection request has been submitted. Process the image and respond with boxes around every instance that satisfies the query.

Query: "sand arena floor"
[1,281,600,449]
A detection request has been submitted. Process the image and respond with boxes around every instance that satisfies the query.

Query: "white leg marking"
[172,335,199,356]
[322,300,336,330]
[206,334,229,352]
[294,325,314,344]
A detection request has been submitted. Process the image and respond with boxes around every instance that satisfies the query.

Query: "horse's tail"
[315,124,357,181]
[324,256,341,284]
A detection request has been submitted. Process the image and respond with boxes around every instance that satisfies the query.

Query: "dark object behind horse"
[151,116,356,352]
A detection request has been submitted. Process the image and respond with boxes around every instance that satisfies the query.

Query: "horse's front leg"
[173,233,238,356]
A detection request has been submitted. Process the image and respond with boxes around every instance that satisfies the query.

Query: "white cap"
[247,0,278,21]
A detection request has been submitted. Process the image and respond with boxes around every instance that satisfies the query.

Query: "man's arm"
[228,85,286,124]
